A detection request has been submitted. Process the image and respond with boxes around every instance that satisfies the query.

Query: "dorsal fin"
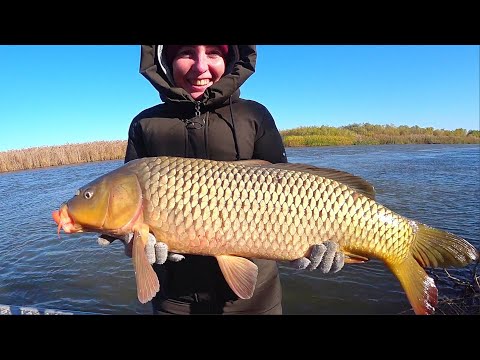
[231,160,375,200]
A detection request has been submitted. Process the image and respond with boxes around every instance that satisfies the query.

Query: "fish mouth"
[52,204,83,237]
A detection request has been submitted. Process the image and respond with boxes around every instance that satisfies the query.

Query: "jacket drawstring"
[204,111,210,159]
[229,96,240,160]
[184,125,188,156]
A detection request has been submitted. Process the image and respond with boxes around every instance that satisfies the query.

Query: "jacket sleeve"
[124,118,147,163]
[253,106,288,164]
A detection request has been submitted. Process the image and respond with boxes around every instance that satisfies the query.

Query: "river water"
[0,144,478,315]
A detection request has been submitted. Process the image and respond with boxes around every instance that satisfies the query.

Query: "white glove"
[287,241,345,273]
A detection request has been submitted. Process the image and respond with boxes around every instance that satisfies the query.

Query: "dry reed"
[0,140,127,173]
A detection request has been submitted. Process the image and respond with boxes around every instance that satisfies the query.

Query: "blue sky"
[0,45,478,152]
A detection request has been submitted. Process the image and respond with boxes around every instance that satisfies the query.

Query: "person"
[99,45,344,315]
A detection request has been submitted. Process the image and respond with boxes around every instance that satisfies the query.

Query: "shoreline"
[1,123,479,173]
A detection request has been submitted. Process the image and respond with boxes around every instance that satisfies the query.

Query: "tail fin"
[389,256,438,315]
[411,223,479,268]
[389,222,478,315]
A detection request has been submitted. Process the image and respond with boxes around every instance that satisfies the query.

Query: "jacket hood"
[139,45,256,107]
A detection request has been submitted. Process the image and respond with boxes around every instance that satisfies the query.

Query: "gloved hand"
[97,233,185,265]
[98,235,344,273]
[287,241,345,273]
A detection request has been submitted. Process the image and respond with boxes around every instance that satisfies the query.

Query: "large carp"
[52,156,478,314]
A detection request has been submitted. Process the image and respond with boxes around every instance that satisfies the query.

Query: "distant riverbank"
[281,123,480,147]
[1,123,479,173]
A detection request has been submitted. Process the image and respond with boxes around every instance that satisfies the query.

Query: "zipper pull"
[194,101,201,117]
[184,101,204,129]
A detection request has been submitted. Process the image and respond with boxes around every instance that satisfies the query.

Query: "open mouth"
[52,205,78,237]
[190,78,211,86]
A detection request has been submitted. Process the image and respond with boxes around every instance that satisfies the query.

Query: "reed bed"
[0,140,127,173]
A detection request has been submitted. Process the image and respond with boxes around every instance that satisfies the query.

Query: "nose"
[192,53,209,73]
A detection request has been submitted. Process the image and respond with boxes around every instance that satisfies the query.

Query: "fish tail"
[388,222,478,315]
[389,255,438,315]
[411,223,479,268]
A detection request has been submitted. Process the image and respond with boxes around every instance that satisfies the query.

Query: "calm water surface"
[0,144,478,315]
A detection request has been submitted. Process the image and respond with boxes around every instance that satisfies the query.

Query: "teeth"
[192,79,210,86]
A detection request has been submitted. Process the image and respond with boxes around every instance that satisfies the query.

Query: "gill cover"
[66,169,143,232]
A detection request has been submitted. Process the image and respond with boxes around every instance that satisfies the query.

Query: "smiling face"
[171,45,227,100]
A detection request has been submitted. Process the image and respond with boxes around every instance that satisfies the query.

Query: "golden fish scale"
[132,157,414,263]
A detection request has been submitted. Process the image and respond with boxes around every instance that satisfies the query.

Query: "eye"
[83,189,94,199]
[207,53,222,60]
[206,46,224,59]
[176,47,194,58]
[207,49,222,57]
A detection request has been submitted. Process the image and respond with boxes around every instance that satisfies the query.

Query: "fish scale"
[129,157,413,262]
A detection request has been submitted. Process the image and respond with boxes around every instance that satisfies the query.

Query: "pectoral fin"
[216,255,258,299]
[132,224,160,304]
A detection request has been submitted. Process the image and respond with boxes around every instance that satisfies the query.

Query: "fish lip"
[55,204,83,235]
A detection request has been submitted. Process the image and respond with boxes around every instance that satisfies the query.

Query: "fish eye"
[84,189,94,199]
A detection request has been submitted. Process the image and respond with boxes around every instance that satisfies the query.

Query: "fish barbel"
[52,156,479,314]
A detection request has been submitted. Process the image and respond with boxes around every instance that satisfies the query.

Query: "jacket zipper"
[184,101,204,129]
[194,101,201,117]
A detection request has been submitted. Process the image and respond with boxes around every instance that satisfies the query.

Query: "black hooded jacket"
[126,45,287,314]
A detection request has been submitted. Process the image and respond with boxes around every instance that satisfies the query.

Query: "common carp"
[52,156,479,314]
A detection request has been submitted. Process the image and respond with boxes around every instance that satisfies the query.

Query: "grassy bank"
[281,123,480,147]
[1,123,479,173]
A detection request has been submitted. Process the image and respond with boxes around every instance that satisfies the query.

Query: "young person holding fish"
[99,45,345,314]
